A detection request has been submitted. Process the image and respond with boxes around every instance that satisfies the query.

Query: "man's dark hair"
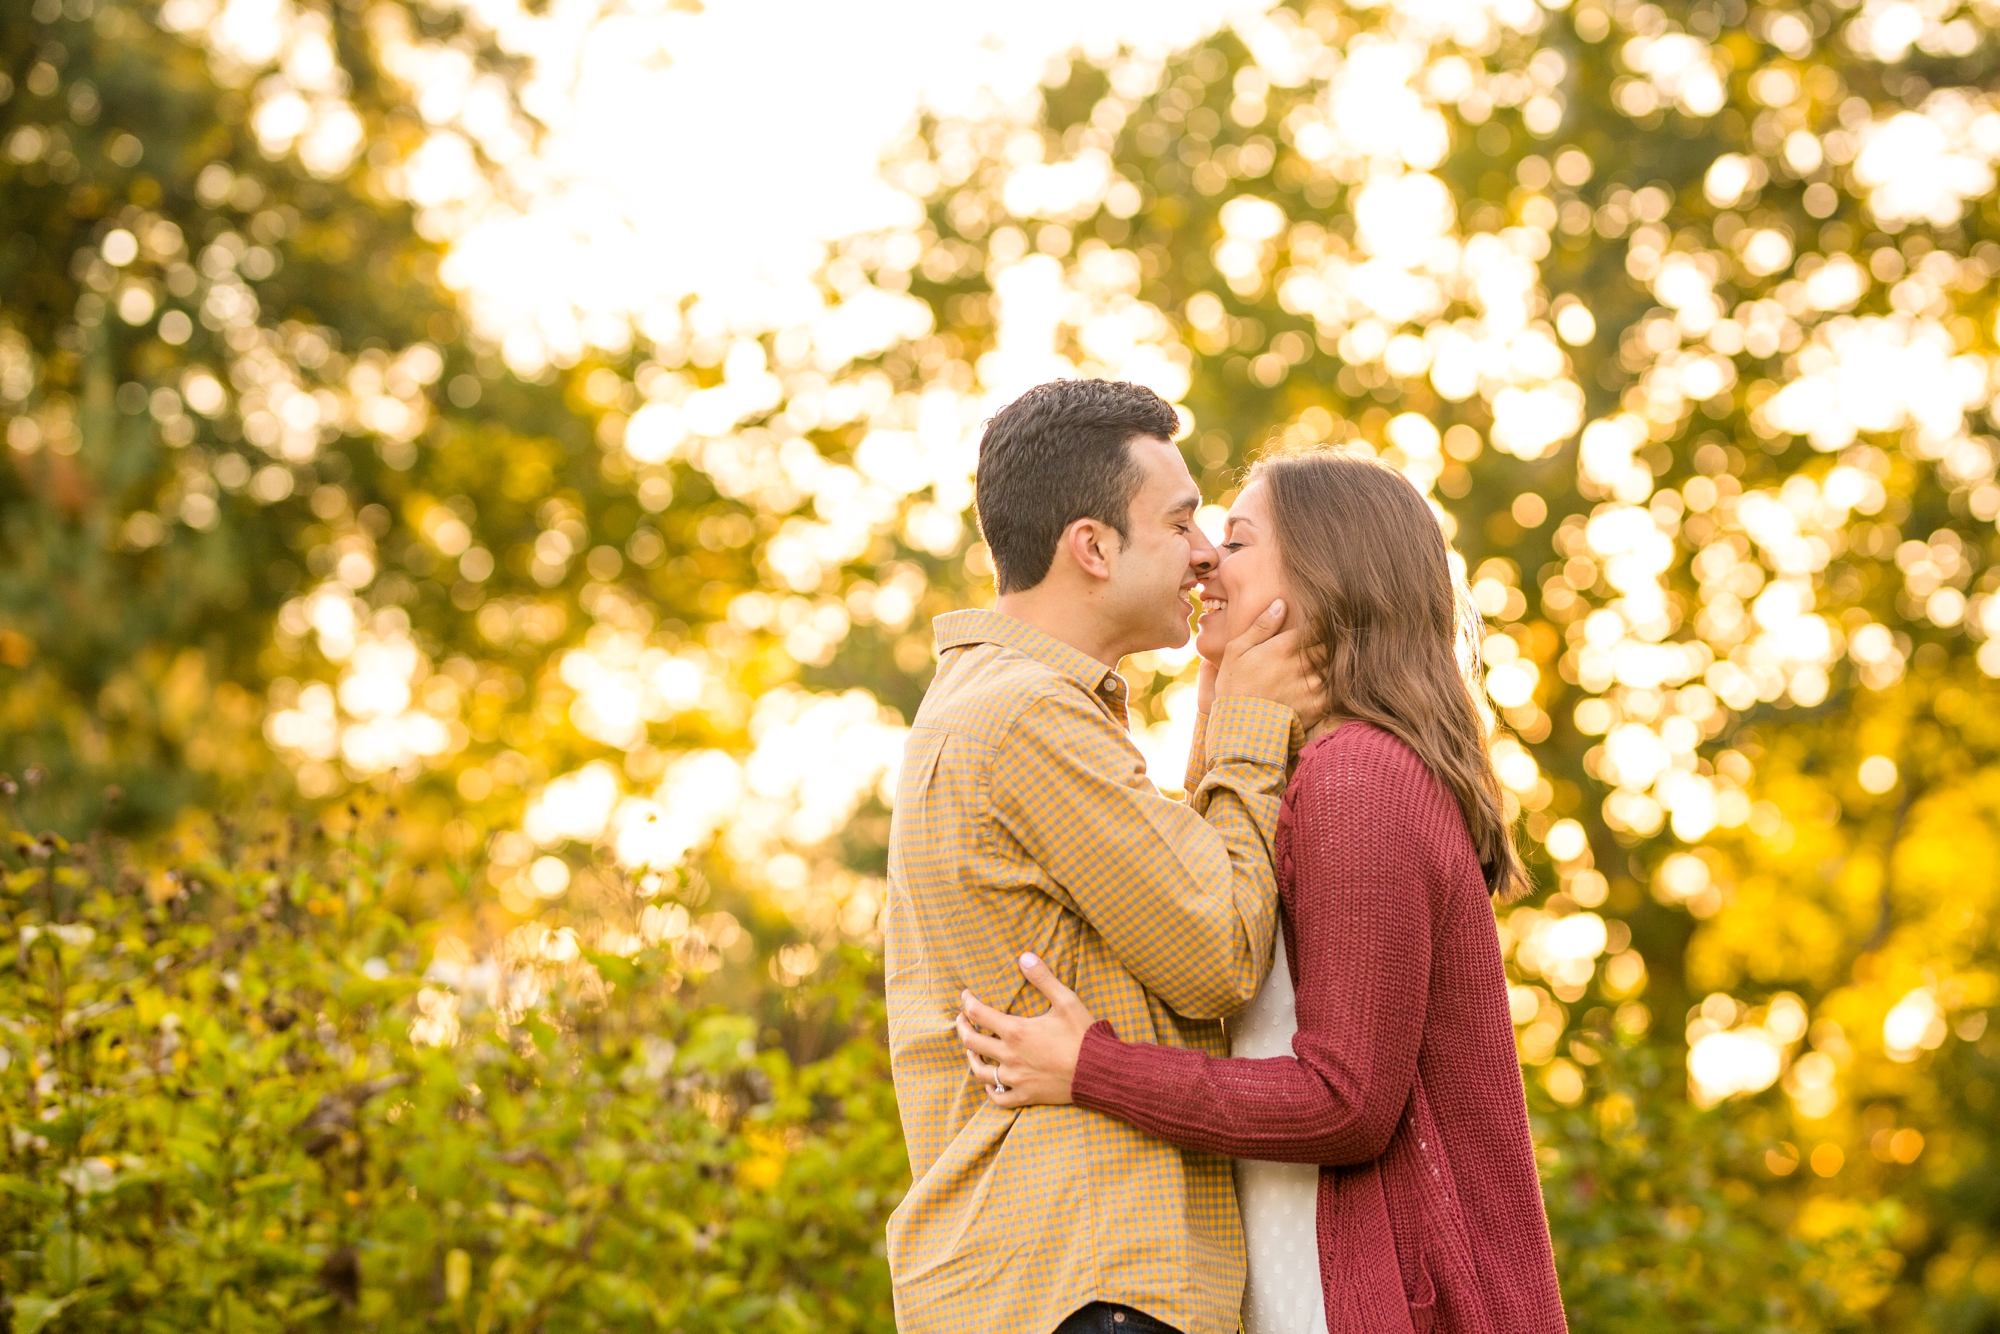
[973,379,1181,594]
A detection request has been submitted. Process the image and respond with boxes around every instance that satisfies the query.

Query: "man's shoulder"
[915,640,1092,741]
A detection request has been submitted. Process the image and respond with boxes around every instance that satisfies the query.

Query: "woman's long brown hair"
[1254,446,1531,901]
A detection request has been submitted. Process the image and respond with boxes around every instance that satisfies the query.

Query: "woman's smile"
[1194,478,1288,661]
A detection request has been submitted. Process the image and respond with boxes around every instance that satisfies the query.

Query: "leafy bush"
[1534,1036,1900,1334]
[0,807,903,1332]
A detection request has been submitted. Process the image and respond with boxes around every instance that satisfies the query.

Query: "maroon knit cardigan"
[1071,722,1567,1334]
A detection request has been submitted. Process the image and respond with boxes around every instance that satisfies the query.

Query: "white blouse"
[1229,919,1329,1334]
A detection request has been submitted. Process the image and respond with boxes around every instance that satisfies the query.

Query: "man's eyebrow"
[1165,494,1201,518]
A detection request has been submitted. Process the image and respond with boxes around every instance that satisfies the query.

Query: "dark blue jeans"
[1053,1303,1183,1334]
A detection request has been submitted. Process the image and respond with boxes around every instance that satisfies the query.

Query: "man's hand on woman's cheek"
[1212,599,1325,729]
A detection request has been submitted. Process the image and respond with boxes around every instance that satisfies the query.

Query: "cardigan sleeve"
[1070,725,1440,1165]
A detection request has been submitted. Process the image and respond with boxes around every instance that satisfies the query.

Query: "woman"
[956,447,1567,1334]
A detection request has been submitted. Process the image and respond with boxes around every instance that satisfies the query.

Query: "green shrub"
[1534,1035,1900,1334]
[0,811,903,1333]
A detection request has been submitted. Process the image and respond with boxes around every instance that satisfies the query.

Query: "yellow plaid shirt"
[884,608,1293,1334]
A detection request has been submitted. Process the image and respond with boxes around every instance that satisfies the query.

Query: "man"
[884,379,1318,1334]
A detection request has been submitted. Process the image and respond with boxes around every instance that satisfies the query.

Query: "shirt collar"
[933,608,1131,723]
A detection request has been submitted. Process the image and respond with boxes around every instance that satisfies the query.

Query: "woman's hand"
[955,953,1096,1109]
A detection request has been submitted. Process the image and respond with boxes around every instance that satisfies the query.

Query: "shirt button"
[1112,1314,1125,1324]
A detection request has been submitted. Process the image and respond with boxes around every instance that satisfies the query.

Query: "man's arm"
[990,687,1291,1020]
[1181,705,1211,802]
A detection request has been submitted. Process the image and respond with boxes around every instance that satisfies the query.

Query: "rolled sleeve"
[1199,697,1294,768]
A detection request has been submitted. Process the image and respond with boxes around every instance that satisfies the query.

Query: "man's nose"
[1187,526,1219,576]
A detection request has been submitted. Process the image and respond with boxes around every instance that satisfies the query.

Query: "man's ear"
[1060,518,1121,583]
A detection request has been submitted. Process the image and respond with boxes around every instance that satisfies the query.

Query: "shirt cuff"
[1202,695,1295,767]
[1068,1020,1127,1115]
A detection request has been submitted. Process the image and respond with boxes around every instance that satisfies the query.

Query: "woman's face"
[1195,478,1294,660]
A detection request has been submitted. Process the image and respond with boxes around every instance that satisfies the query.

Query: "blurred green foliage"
[1534,1035,1909,1333]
